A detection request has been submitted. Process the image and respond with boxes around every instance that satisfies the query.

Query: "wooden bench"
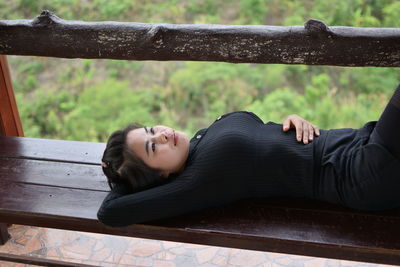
[1,135,400,265]
[1,12,400,266]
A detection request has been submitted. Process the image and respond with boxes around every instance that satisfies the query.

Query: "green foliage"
[9,58,44,93]
[3,0,399,142]
[61,79,158,141]
[168,62,257,118]
[237,0,269,24]
[16,90,75,138]
[93,0,132,18]
[105,60,144,79]
[383,1,400,27]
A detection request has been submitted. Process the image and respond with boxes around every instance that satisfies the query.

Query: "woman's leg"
[369,84,400,159]
[340,84,400,211]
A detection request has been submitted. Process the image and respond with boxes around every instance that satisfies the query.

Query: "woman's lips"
[174,131,178,146]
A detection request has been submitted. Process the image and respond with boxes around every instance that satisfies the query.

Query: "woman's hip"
[316,142,400,211]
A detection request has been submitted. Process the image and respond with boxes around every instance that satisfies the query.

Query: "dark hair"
[101,123,164,192]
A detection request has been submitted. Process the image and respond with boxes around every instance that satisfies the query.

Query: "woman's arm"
[282,114,320,144]
[97,174,206,227]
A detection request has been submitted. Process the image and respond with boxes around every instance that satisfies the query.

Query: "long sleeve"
[97,171,207,226]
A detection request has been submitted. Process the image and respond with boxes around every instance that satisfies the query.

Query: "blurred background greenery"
[2,0,399,141]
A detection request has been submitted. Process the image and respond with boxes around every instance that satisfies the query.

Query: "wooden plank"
[0,158,109,191]
[2,155,399,218]
[0,136,105,164]
[1,181,400,264]
[241,197,400,218]
[0,55,23,137]
[0,12,399,67]
[0,182,105,219]
[0,252,97,267]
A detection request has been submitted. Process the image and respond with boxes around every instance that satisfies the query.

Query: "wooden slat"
[0,158,109,191]
[0,55,23,137]
[0,182,105,219]
[0,136,105,164]
[1,181,400,264]
[242,197,400,218]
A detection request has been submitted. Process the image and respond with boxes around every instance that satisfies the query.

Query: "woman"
[98,85,400,227]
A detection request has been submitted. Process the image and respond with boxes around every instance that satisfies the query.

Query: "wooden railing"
[0,10,399,67]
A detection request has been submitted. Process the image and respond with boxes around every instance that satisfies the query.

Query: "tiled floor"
[0,225,396,267]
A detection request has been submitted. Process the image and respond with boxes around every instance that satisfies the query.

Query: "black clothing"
[98,111,316,226]
[315,85,400,211]
[98,87,400,227]
[373,84,400,159]
[313,121,400,211]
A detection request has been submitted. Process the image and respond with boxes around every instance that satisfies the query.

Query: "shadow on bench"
[1,136,400,265]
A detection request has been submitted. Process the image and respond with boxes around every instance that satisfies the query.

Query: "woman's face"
[126,125,190,177]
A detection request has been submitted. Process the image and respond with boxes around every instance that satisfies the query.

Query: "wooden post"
[0,55,24,137]
[0,223,10,245]
[0,55,23,244]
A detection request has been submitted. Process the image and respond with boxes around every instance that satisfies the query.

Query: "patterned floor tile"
[228,250,268,267]
[0,225,398,267]
[195,247,219,264]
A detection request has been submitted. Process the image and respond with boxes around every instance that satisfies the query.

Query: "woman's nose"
[152,132,169,143]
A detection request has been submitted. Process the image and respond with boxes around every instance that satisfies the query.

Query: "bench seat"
[1,136,400,265]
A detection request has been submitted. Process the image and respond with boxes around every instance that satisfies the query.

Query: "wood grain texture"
[0,136,105,164]
[1,181,400,264]
[0,11,399,67]
[0,55,23,137]
[0,158,109,191]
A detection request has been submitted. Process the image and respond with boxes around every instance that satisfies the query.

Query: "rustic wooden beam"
[0,55,24,137]
[0,10,399,67]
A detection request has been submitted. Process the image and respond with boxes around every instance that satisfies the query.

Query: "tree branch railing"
[0,10,399,67]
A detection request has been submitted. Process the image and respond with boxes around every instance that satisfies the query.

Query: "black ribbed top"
[97,111,316,226]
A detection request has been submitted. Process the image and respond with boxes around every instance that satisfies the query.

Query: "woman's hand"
[282,114,320,144]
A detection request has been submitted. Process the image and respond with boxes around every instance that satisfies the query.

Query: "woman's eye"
[152,142,156,152]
